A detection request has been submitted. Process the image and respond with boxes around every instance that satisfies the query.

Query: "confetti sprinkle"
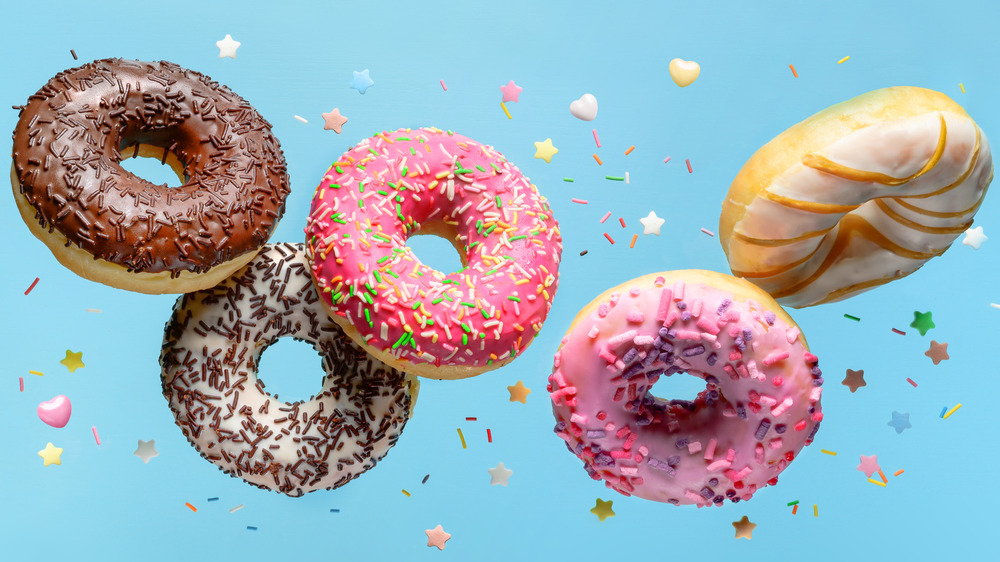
[579,250,588,256]
[625,145,635,155]
[425,525,452,550]
[943,404,962,419]
[787,500,799,506]
[24,277,39,295]
[639,212,665,235]
[592,129,601,148]
[600,212,612,224]
[488,462,513,486]
[663,156,672,163]
[789,64,798,77]
[820,449,837,456]
[940,406,948,418]
[19,377,24,392]
[60,350,85,373]
[246,526,257,531]
[422,475,430,484]
[331,508,341,512]
[401,489,411,497]
[629,234,637,248]
[603,233,615,245]
[85,308,102,313]
[878,469,888,483]
[857,454,880,478]
[500,80,522,103]
[962,226,987,249]
[590,499,615,521]
[229,504,244,513]
[792,504,798,515]
[134,439,159,464]
[606,176,625,181]
[563,178,575,182]
[321,108,348,133]
[837,56,850,64]
[70,49,78,60]
[625,172,630,184]
[487,428,493,442]
[842,369,866,393]
[571,198,588,204]
[29,370,43,377]
[843,314,860,321]
[888,411,911,434]
[465,417,477,421]
[891,328,906,336]
[618,217,627,228]
[906,378,918,387]
[700,228,715,237]
[685,158,693,173]
[813,505,818,517]
[350,69,374,94]
[293,115,308,124]
[959,83,966,93]
[439,79,447,91]
[207,497,219,502]
[593,154,603,165]
[38,442,63,466]
[185,503,197,512]
[216,34,240,58]
[910,311,935,335]
[991,303,1000,310]
[533,138,558,162]
[507,380,531,403]
[894,469,905,476]
[732,516,756,539]
[501,102,512,119]
[457,428,467,449]
[868,478,886,487]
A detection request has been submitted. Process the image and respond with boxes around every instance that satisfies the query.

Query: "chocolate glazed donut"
[11,59,290,294]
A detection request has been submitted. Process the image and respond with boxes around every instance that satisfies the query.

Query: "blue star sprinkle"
[888,411,911,434]
[350,69,374,94]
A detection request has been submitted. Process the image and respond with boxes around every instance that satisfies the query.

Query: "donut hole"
[646,369,718,407]
[406,222,467,274]
[117,141,187,188]
[254,337,323,403]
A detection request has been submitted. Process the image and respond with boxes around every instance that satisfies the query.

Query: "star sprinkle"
[639,211,666,236]
[962,226,987,249]
[499,80,523,103]
[842,369,866,393]
[321,108,348,133]
[60,350,84,373]
[857,454,880,478]
[488,462,513,486]
[888,411,911,434]
[425,525,451,550]
[533,139,558,163]
[134,439,159,464]
[910,311,935,336]
[590,499,615,521]
[507,380,531,403]
[925,340,950,365]
[732,516,756,539]
[38,442,63,467]
[215,34,241,59]
[350,69,374,94]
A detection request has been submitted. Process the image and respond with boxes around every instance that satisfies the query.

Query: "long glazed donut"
[11,59,290,294]
[720,87,993,307]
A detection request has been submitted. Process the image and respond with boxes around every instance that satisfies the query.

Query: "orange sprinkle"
[893,469,904,476]
[185,503,197,512]
[878,469,888,483]
[457,428,467,449]
[624,145,635,155]
[629,234,637,248]
[593,154,603,166]
[792,504,798,515]
[789,64,798,77]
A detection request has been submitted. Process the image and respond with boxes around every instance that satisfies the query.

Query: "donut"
[11,59,290,294]
[159,243,418,496]
[548,270,822,506]
[720,86,993,307]
[305,127,562,379]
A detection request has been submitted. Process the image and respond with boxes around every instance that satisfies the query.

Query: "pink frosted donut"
[306,127,562,380]
[549,270,823,506]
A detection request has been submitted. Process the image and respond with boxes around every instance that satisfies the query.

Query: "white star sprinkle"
[216,34,241,59]
[963,226,987,250]
[487,462,513,486]
[134,439,159,464]
[639,211,666,236]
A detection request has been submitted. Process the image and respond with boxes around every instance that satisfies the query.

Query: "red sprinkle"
[24,277,39,295]
[663,156,672,163]
[792,504,798,515]
[604,233,615,245]
[465,417,477,421]
[891,328,906,336]
[685,159,693,173]
[487,428,492,443]
[571,198,588,204]
[906,378,917,387]
[19,377,24,392]
[619,217,626,228]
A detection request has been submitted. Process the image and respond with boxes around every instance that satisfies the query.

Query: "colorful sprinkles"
[24,277,39,295]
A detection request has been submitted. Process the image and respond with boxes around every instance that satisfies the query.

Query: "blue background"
[1,0,994,558]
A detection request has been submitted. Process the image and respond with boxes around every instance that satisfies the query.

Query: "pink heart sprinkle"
[37,395,72,428]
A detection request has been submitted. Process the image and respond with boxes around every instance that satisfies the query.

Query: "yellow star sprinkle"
[732,515,757,539]
[533,138,558,163]
[590,498,615,521]
[60,350,85,373]
[507,380,531,404]
[38,442,63,466]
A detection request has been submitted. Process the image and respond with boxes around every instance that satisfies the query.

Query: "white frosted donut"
[159,243,418,496]
[720,87,993,307]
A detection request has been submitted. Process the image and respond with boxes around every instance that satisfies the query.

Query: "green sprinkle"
[844,314,861,322]
[508,235,527,242]
[364,308,372,326]
[409,147,416,155]
[460,301,476,308]
[461,323,472,333]
[426,318,434,325]
[563,178,574,182]
[373,270,382,283]
[431,297,444,305]
[349,285,355,297]
[484,224,497,236]
[787,500,799,506]
[392,332,410,350]
[397,137,410,141]
[402,167,408,176]
[335,165,343,174]
[387,269,399,279]
[358,199,364,209]
[329,183,342,189]
[484,269,497,276]
[462,334,468,346]
[377,256,392,264]
[507,296,521,302]
[372,233,391,243]
[490,162,500,172]
[368,148,379,156]
[377,189,388,196]
[342,233,350,238]
[475,165,486,172]
[480,309,490,319]
[332,292,342,303]
[605,176,625,181]
[495,195,502,208]
[365,283,376,296]
[412,302,421,310]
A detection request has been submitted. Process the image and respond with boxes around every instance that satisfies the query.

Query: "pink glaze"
[549,274,823,506]
[306,128,562,372]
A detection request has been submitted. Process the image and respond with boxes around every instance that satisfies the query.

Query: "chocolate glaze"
[11,59,290,274]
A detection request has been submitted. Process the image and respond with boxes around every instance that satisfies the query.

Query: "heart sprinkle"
[668,58,701,87]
